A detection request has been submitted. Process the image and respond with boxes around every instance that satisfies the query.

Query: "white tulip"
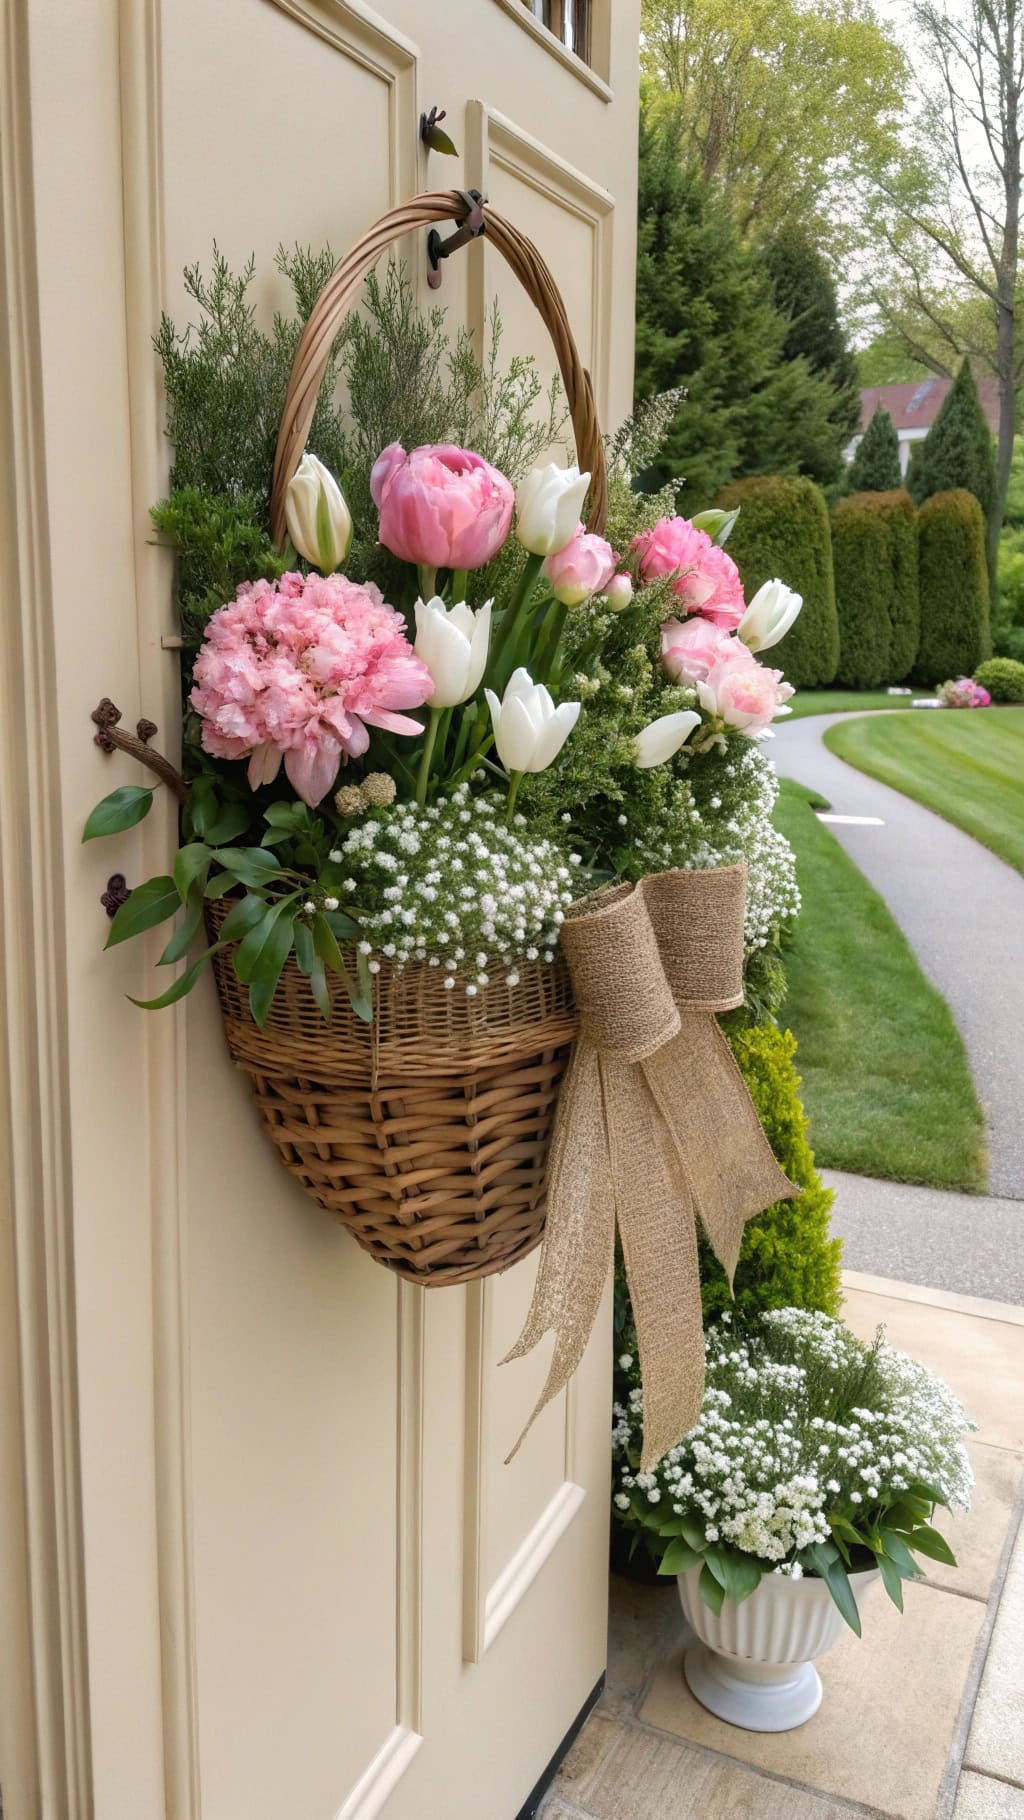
[484,668,581,773]
[285,452,353,573]
[413,596,492,708]
[738,578,802,653]
[634,710,701,768]
[515,463,591,556]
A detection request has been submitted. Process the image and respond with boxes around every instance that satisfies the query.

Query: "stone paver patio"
[539,1273,1024,1820]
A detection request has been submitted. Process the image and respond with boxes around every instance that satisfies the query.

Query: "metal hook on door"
[426,189,487,291]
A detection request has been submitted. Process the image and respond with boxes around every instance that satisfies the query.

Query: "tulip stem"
[534,602,569,684]
[506,770,524,822]
[417,565,438,602]
[416,707,442,807]
[452,569,468,603]
[486,550,545,686]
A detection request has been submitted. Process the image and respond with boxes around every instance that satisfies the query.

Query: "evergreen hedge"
[916,489,991,682]
[974,657,1024,701]
[831,489,919,686]
[717,476,839,687]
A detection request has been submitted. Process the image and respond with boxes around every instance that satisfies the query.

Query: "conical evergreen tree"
[763,221,861,482]
[845,407,902,492]
[634,108,855,503]
[910,361,996,521]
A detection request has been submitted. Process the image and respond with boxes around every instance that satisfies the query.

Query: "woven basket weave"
[210,191,605,1285]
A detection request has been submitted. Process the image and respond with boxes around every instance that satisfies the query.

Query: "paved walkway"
[540,1275,1024,1820]
[771,712,1024,1202]
[823,1171,1024,1305]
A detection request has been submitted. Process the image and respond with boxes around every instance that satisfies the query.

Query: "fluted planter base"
[677,1564,879,1733]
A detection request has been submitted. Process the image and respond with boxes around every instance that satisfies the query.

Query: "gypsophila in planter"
[612,1308,974,1729]
[84,193,805,1456]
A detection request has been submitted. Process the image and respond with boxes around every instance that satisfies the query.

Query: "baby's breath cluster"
[630,744,800,952]
[613,1308,973,1575]
[336,783,581,987]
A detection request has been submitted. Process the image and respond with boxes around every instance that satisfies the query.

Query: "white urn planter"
[677,1564,879,1732]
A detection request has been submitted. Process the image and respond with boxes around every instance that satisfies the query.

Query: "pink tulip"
[698,654,795,737]
[631,516,746,627]
[370,442,515,571]
[543,522,619,606]
[661,617,751,684]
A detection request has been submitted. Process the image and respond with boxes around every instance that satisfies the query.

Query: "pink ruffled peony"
[631,517,746,627]
[370,442,515,571]
[190,572,434,806]
[543,522,619,606]
[661,617,752,684]
[697,653,795,737]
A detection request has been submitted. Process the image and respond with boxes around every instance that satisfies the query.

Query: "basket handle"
[269,189,609,548]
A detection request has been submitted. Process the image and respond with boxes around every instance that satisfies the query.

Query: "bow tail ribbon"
[503,866,797,1471]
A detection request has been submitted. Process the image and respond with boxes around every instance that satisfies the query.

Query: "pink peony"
[370,442,515,571]
[697,653,795,737]
[190,572,434,806]
[543,522,619,606]
[661,617,751,684]
[631,517,746,627]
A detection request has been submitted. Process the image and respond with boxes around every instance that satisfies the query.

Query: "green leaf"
[203,870,237,899]
[186,776,217,839]
[879,1530,922,1578]
[204,803,251,846]
[293,919,315,975]
[218,892,270,942]
[159,887,205,965]
[877,1551,904,1611]
[809,1544,861,1636]
[214,846,283,888]
[128,945,218,1010]
[326,909,360,940]
[263,799,313,831]
[352,946,374,1023]
[312,912,347,977]
[309,954,331,1020]
[698,1562,725,1615]
[83,785,155,841]
[901,1524,956,1567]
[657,1538,703,1576]
[173,843,212,900]
[706,1548,762,1605]
[248,975,282,1027]
[232,900,295,984]
[105,875,180,948]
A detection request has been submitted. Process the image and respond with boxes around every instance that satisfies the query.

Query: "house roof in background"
[859,376,1000,435]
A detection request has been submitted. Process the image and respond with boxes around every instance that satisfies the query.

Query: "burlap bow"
[503,865,797,1471]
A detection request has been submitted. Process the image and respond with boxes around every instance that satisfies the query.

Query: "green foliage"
[910,362,997,528]
[856,332,930,387]
[844,408,902,494]
[699,1025,842,1321]
[633,113,857,504]
[995,439,1024,658]
[150,488,288,647]
[831,490,919,687]
[716,476,839,686]
[974,657,1024,701]
[763,220,861,480]
[916,489,991,682]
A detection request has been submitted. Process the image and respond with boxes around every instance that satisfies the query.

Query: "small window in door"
[525,0,592,66]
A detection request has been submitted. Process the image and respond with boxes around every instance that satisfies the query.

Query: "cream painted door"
[0,4,639,1817]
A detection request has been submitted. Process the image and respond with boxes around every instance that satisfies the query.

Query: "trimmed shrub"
[700,1024,843,1321]
[911,361,997,523]
[974,656,1024,701]
[845,406,902,493]
[916,489,991,683]
[717,476,839,687]
[831,489,919,686]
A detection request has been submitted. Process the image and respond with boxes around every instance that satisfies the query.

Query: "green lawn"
[775,780,987,1192]
[825,708,1024,875]
[787,689,930,719]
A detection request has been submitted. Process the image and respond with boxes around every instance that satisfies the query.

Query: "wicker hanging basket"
[210,190,608,1286]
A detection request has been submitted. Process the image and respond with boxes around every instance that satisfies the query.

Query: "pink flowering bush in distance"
[937,677,991,709]
[543,523,620,607]
[190,572,434,807]
[631,516,746,627]
[370,442,514,572]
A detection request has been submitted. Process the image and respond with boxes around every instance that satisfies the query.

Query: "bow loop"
[561,883,679,1063]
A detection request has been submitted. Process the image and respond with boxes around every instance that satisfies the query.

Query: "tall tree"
[641,0,907,239]
[635,111,859,499]
[764,220,861,463]
[863,0,1024,573]
[845,407,904,493]
[910,361,998,520]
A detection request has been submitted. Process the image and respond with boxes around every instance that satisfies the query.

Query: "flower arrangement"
[84,249,805,1030]
[612,1308,974,1632]
[937,676,991,709]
